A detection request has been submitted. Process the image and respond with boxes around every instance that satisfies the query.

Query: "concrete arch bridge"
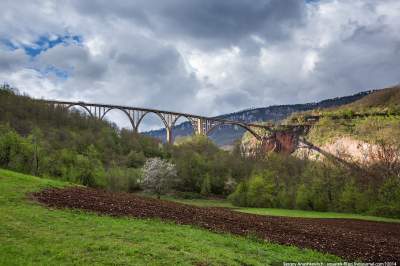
[41,99,310,153]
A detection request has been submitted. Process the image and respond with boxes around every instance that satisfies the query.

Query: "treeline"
[229,152,400,218]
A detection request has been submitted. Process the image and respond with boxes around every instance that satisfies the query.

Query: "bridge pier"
[166,127,173,144]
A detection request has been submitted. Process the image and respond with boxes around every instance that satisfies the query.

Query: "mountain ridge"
[145,89,374,146]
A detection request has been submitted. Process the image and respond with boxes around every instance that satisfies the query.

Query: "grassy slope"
[347,86,400,108]
[165,197,400,223]
[288,86,400,145]
[0,169,340,265]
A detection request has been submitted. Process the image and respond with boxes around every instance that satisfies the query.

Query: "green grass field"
[164,197,400,223]
[0,169,341,265]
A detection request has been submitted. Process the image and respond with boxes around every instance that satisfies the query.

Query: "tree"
[200,174,212,196]
[141,158,177,198]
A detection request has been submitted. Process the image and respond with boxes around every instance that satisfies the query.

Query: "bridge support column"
[161,113,180,144]
[195,118,204,135]
[166,127,173,144]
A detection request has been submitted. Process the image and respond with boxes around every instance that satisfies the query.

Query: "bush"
[200,174,212,196]
[229,170,277,208]
[125,151,146,168]
[246,173,276,207]
[338,181,368,212]
[106,167,142,192]
[378,176,400,207]
[72,154,105,187]
[368,205,400,218]
[0,126,34,173]
[295,184,313,210]
[228,182,248,207]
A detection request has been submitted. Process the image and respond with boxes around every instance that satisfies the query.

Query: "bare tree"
[141,158,177,199]
[368,140,400,181]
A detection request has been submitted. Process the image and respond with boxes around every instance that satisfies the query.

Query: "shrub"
[246,173,275,207]
[72,154,105,187]
[0,126,34,173]
[125,151,146,168]
[368,205,400,219]
[106,167,142,192]
[228,182,248,207]
[200,174,212,196]
[229,170,277,208]
[338,181,367,212]
[295,184,313,210]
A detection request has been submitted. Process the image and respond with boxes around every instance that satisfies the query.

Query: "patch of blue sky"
[0,38,18,50]
[41,65,70,80]
[23,34,82,57]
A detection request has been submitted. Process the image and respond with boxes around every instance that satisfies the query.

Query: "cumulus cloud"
[0,0,399,129]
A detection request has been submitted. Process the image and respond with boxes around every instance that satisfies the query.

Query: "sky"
[0,0,399,130]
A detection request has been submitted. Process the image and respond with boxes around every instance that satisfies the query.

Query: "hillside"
[347,85,400,109]
[289,86,400,146]
[145,90,372,146]
[0,84,173,192]
[277,86,400,167]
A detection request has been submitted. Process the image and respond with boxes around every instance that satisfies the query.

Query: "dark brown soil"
[32,187,400,262]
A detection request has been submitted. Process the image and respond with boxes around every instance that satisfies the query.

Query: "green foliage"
[228,153,400,218]
[229,170,277,208]
[200,174,212,196]
[368,176,400,217]
[247,172,276,207]
[338,180,368,213]
[295,184,313,210]
[106,167,142,192]
[125,150,146,168]
[228,182,248,206]
[171,135,254,195]
[0,125,35,173]
[0,85,163,189]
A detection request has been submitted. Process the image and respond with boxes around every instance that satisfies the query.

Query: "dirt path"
[32,187,400,262]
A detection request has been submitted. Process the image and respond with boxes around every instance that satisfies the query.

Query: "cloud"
[0,0,399,130]
[0,49,29,72]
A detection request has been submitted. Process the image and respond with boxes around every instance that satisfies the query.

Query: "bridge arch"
[172,115,197,133]
[99,107,136,131]
[136,111,172,143]
[136,111,168,131]
[66,104,94,118]
[206,122,262,141]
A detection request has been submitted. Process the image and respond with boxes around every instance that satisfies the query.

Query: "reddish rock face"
[262,131,298,154]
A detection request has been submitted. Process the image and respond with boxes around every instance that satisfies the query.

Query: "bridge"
[40,99,309,149]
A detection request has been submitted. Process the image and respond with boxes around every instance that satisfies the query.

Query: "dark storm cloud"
[115,45,182,77]
[150,0,306,47]
[69,0,306,49]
